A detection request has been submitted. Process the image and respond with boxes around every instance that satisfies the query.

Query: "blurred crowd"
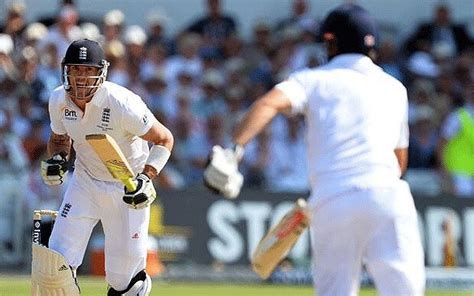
[0,0,473,232]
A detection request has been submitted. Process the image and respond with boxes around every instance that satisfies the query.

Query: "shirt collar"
[328,54,375,72]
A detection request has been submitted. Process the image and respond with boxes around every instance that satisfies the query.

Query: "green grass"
[0,276,472,296]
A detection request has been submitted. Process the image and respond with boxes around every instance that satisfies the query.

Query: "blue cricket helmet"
[319,3,378,55]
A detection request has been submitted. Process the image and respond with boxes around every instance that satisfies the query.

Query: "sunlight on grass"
[0,276,472,296]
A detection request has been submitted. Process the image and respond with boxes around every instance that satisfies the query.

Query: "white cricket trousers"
[49,168,150,291]
[310,181,425,296]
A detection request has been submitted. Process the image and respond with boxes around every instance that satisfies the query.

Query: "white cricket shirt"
[276,54,409,200]
[49,81,157,182]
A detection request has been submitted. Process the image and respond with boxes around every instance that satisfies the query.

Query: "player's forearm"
[141,122,174,180]
[233,88,290,146]
[47,133,71,158]
[233,100,278,146]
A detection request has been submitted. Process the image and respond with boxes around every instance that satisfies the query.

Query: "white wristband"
[146,145,171,174]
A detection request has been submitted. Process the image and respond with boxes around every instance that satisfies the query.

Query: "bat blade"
[85,134,137,191]
[251,198,310,279]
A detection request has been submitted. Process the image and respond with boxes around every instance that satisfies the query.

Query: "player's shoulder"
[376,70,407,94]
[101,81,142,103]
[287,67,323,82]
[49,85,67,104]
[102,81,134,97]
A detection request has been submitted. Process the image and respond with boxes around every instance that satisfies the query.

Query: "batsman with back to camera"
[37,39,173,295]
[204,3,425,296]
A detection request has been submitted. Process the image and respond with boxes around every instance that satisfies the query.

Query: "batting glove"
[204,145,244,199]
[40,153,68,186]
[123,173,157,209]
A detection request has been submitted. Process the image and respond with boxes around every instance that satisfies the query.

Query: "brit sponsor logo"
[64,108,78,120]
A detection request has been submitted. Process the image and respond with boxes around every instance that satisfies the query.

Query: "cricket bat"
[85,134,137,192]
[251,198,310,279]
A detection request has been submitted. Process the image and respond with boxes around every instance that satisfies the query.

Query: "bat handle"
[124,178,137,192]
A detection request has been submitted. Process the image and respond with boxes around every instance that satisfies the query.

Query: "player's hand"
[123,173,157,209]
[204,145,244,199]
[40,153,68,185]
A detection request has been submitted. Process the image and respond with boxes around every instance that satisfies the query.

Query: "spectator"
[0,109,29,250]
[143,70,170,114]
[166,67,202,122]
[437,83,474,197]
[0,72,19,119]
[140,43,169,81]
[433,71,459,122]
[172,96,208,184]
[221,33,244,60]
[36,42,62,104]
[265,115,310,193]
[0,34,18,90]
[293,24,325,69]
[22,119,48,164]
[408,105,439,169]
[102,9,125,44]
[274,0,318,36]
[377,38,405,82]
[201,47,222,70]
[243,20,274,83]
[37,5,82,58]
[191,69,227,125]
[80,22,103,43]
[0,2,26,49]
[126,63,150,106]
[224,58,249,92]
[103,39,129,86]
[223,86,246,136]
[23,22,49,50]
[453,56,473,93]
[123,25,148,66]
[11,92,35,139]
[408,78,443,126]
[16,46,46,106]
[240,129,270,188]
[146,8,175,55]
[186,0,237,51]
[403,4,472,58]
[36,0,77,27]
[165,33,203,86]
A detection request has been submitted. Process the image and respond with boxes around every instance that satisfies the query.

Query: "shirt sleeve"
[275,71,310,115]
[121,94,157,136]
[48,93,67,135]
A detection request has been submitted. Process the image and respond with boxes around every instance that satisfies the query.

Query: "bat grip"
[124,178,137,192]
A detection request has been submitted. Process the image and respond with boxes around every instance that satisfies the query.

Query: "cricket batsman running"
[204,4,425,295]
[36,39,173,295]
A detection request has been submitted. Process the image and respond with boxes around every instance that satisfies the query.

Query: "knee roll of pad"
[107,270,152,296]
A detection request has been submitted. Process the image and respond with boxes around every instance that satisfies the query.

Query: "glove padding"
[40,153,68,185]
[204,145,244,199]
[123,173,157,209]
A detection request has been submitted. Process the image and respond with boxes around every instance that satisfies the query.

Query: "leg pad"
[31,244,80,296]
